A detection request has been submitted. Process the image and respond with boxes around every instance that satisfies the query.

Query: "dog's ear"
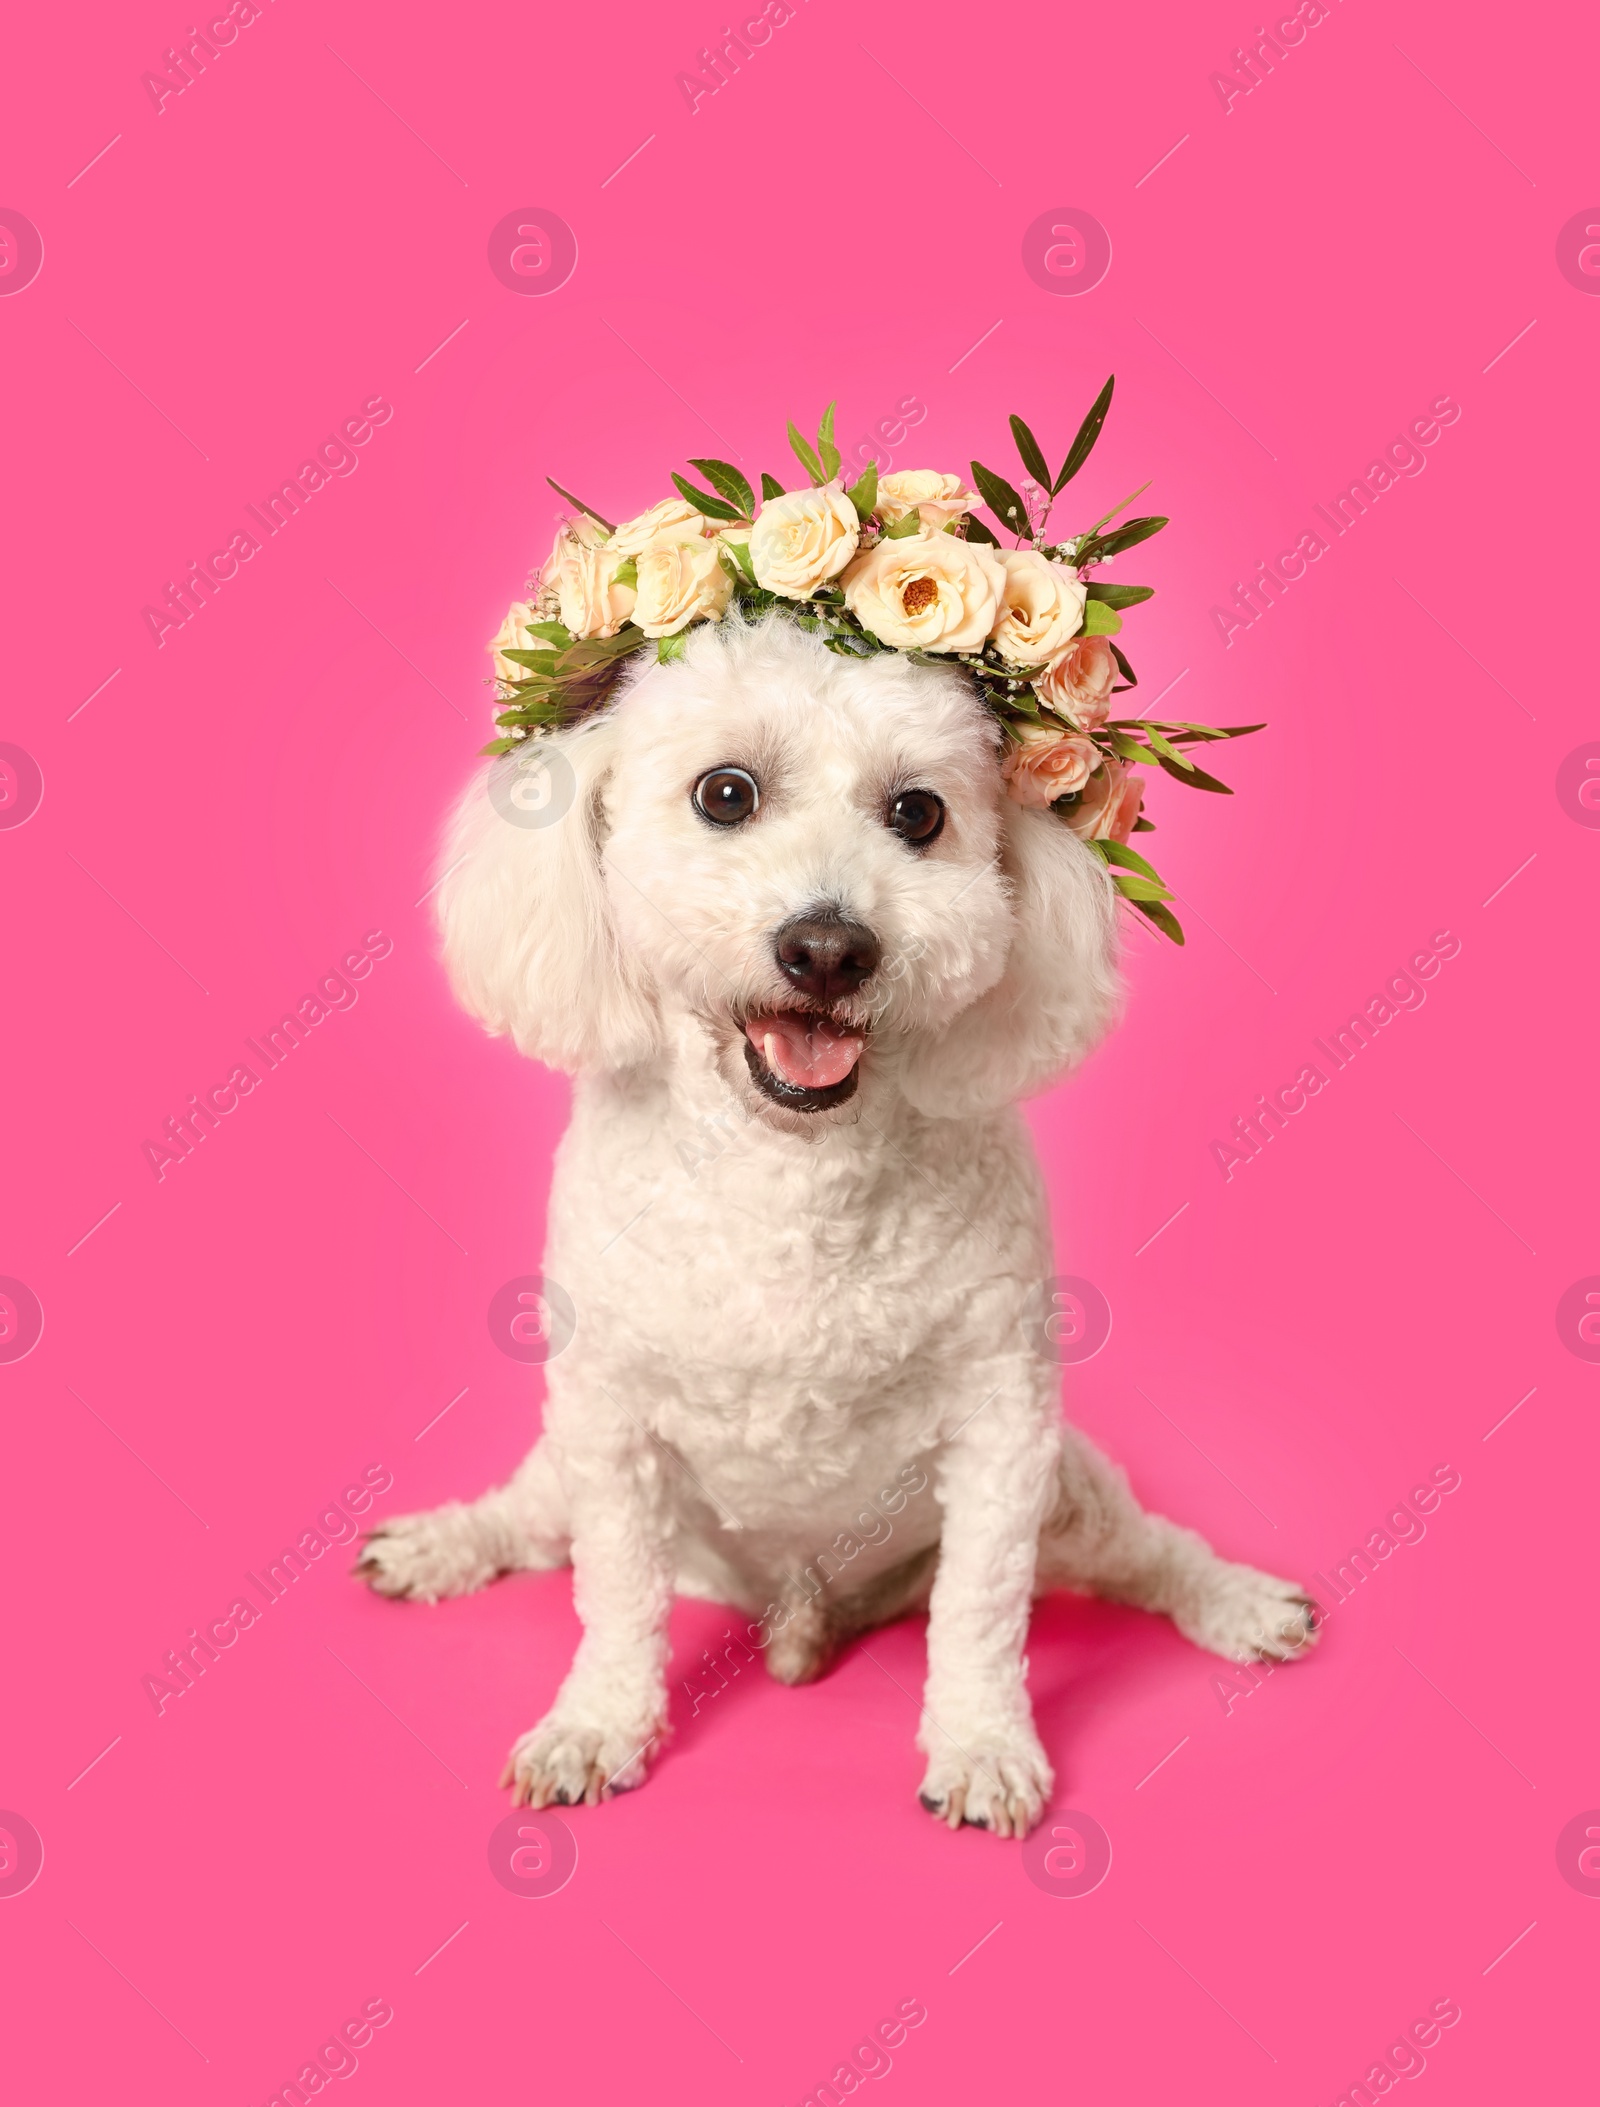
[898,804,1120,1118]
[435,713,660,1074]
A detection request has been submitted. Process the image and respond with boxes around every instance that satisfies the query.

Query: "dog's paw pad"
[918,1734,1052,1840]
[1177,1564,1320,1663]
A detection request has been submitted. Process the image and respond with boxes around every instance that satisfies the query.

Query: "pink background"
[3,0,1596,2098]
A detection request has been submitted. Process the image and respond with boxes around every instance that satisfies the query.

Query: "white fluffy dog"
[358,615,1315,1835]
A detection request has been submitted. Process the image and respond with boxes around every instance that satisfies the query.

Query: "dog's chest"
[548,1080,1046,1411]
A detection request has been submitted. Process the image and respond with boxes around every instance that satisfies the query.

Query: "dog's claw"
[919,1732,1052,1838]
[500,1714,663,1810]
[1175,1564,1323,1663]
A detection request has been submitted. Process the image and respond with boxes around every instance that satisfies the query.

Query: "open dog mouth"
[742,1010,867,1111]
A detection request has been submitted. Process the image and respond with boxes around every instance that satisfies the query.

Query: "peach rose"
[541,522,636,639]
[989,549,1088,666]
[874,470,982,532]
[633,535,734,637]
[841,529,1007,652]
[1001,727,1100,808]
[1035,635,1118,729]
[749,481,860,598]
[1063,756,1145,843]
[608,497,715,559]
[488,599,540,685]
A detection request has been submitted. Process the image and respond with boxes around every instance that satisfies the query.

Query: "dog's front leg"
[917,1364,1059,1839]
[503,1419,674,1809]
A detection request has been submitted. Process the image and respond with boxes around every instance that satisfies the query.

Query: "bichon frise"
[358,615,1315,1835]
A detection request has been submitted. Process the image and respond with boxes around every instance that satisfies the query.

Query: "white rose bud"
[875,470,982,532]
[541,523,636,640]
[841,530,1007,653]
[488,599,539,685]
[608,497,715,559]
[989,549,1088,666]
[749,481,860,598]
[633,536,735,637]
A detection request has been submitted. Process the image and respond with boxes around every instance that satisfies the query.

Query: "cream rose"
[748,481,860,598]
[633,536,734,637]
[989,549,1088,666]
[1063,756,1144,843]
[874,470,982,532]
[1001,727,1100,808]
[841,530,1006,652]
[541,524,636,639]
[488,600,540,685]
[1034,635,1117,728]
[608,497,714,559]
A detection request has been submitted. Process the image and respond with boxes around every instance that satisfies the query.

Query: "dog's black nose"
[773,912,881,1003]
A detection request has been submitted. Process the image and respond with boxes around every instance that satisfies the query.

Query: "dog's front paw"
[918,1727,1054,1840]
[1175,1561,1319,1663]
[354,1507,502,1603]
[501,1708,663,1809]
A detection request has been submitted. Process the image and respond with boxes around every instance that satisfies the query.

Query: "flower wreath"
[486,377,1261,944]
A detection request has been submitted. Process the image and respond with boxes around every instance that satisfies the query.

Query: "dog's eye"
[886,789,945,847]
[693,766,760,827]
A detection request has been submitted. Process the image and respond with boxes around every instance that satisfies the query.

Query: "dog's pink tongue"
[748,1013,864,1090]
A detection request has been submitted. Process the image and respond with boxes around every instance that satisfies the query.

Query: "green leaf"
[1082,479,1153,539]
[481,735,519,756]
[528,620,572,645]
[1009,414,1052,488]
[1084,581,1155,609]
[545,478,616,534]
[1112,870,1175,904]
[824,633,879,657]
[495,693,565,722]
[962,513,1001,546]
[883,510,925,539]
[1162,722,1266,742]
[969,459,1031,538]
[1054,375,1114,493]
[760,472,786,501]
[1132,813,1156,831]
[1105,729,1155,765]
[844,462,878,521]
[1109,643,1137,687]
[657,631,689,663]
[1132,896,1185,944]
[1158,753,1232,793]
[721,539,756,582]
[1098,839,1164,883]
[1080,515,1168,564]
[611,558,638,589]
[670,471,739,522]
[500,648,562,674]
[816,401,841,482]
[687,458,755,517]
[1140,724,1193,769]
[787,421,826,485]
[559,627,647,666]
[1080,599,1124,636]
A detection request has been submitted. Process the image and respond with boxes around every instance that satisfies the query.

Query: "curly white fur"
[359,617,1315,1835]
